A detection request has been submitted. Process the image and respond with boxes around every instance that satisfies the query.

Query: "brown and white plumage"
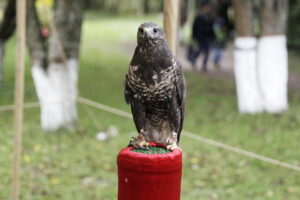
[124,22,186,150]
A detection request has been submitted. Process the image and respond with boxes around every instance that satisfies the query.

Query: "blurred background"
[0,0,300,199]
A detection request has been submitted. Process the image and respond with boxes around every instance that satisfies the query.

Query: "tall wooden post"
[163,0,179,56]
[12,0,26,199]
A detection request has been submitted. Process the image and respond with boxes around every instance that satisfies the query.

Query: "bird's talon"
[166,144,182,152]
[129,133,150,150]
[139,141,150,150]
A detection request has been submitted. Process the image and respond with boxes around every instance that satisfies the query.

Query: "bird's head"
[137,22,165,46]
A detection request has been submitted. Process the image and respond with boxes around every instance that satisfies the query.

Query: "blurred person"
[212,17,227,70]
[188,0,215,72]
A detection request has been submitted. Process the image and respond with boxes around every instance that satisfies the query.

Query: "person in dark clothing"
[189,1,215,72]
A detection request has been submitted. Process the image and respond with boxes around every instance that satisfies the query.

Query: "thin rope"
[0,102,39,112]
[1,97,300,172]
[78,102,103,130]
[182,131,300,172]
[77,97,133,119]
[77,97,300,172]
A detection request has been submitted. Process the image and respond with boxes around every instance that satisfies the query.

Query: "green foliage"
[35,0,53,28]
[1,13,300,199]
[288,0,300,47]
[289,50,300,74]
[99,0,142,15]
[85,0,163,15]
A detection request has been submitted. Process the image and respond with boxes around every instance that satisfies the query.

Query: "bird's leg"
[166,132,182,152]
[129,129,150,150]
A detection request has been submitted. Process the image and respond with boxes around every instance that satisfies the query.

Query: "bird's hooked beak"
[143,27,152,38]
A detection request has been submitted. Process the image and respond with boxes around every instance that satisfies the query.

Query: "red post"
[117,144,182,200]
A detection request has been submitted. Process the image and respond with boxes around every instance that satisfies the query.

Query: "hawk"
[124,22,186,151]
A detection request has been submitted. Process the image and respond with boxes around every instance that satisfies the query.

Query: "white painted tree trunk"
[257,35,288,113]
[234,37,263,113]
[31,59,78,131]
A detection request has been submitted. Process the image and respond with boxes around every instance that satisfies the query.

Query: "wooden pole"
[163,0,180,56]
[12,0,26,199]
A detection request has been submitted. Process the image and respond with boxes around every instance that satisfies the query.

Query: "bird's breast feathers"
[126,62,178,101]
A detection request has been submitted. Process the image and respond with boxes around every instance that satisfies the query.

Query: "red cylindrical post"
[117,144,182,200]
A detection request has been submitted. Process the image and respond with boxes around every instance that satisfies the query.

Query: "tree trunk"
[180,0,188,27]
[143,0,150,14]
[26,0,47,68]
[258,0,288,113]
[260,0,287,36]
[234,0,253,37]
[0,0,16,82]
[28,0,83,131]
[233,0,262,113]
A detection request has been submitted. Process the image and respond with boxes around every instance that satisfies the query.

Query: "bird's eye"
[153,28,158,33]
[139,28,144,34]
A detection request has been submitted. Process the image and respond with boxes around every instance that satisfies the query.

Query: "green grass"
[131,146,171,154]
[1,13,300,199]
[289,50,300,74]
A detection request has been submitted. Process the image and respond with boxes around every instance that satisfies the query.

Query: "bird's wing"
[130,97,146,133]
[176,65,186,112]
[124,77,146,133]
[124,77,132,105]
[168,63,186,143]
[176,65,186,142]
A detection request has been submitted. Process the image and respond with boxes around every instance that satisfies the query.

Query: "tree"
[0,0,16,82]
[233,0,289,114]
[258,0,288,113]
[143,0,150,14]
[27,0,83,131]
[233,0,263,113]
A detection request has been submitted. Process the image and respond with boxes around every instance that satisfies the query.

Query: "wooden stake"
[163,0,180,56]
[12,0,26,199]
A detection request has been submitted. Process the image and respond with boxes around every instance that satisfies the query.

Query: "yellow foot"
[129,131,150,150]
[166,143,182,152]
[166,132,182,152]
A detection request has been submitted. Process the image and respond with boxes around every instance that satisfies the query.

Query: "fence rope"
[77,97,133,119]
[77,97,300,172]
[0,102,39,112]
[0,97,300,172]
[182,131,300,172]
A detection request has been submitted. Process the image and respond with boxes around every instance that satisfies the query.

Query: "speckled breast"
[126,66,177,102]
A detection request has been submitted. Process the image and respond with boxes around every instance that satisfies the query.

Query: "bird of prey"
[124,22,186,151]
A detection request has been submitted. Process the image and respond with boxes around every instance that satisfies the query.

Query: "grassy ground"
[289,50,300,74]
[1,13,300,199]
